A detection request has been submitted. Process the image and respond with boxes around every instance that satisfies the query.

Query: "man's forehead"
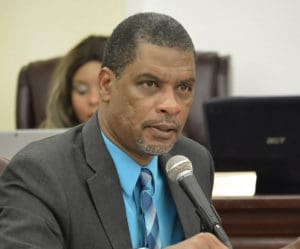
[134,42,195,65]
[127,51,196,84]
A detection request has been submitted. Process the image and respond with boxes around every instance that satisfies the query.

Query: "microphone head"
[166,155,193,182]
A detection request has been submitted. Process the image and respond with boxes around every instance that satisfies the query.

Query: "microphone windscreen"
[166,155,193,182]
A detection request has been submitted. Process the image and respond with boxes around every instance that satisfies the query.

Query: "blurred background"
[1,0,300,130]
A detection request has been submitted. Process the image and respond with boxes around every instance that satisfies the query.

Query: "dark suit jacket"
[0,114,214,249]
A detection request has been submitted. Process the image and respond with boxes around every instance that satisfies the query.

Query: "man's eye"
[144,81,158,88]
[178,84,192,92]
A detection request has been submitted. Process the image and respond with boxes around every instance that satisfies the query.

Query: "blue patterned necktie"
[139,168,161,249]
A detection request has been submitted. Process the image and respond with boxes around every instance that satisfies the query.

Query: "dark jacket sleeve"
[0,145,67,249]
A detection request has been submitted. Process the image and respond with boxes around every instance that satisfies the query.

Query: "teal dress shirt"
[101,132,184,248]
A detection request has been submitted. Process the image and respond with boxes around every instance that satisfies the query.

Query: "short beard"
[136,137,174,155]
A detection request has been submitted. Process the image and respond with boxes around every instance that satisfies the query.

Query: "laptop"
[0,129,67,159]
[203,96,300,194]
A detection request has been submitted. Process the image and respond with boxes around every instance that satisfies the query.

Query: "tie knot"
[139,168,153,193]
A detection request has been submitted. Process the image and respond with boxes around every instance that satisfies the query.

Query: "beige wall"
[129,0,300,96]
[0,0,125,130]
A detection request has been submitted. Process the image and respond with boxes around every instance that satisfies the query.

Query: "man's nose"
[157,88,181,115]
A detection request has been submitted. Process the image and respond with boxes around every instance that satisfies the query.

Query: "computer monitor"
[203,96,300,194]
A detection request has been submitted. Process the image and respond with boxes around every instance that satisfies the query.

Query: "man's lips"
[145,122,179,139]
[150,123,178,132]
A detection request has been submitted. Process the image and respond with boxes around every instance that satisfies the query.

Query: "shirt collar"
[101,131,158,197]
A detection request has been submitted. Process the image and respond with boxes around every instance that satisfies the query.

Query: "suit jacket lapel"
[159,154,201,239]
[82,114,132,249]
[81,114,201,248]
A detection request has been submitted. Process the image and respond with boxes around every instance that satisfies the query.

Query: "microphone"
[166,155,233,249]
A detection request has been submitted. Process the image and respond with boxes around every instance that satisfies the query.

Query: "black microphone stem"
[179,176,233,249]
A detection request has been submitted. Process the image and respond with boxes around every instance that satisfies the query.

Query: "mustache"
[142,117,181,130]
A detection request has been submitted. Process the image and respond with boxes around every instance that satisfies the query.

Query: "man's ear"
[98,67,115,102]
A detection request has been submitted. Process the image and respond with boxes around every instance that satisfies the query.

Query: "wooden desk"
[212,195,300,249]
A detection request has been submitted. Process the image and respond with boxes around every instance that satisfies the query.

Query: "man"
[0,13,228,248]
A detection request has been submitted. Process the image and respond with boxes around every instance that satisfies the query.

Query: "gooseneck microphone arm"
[179,174,233,249]
[166,155,233,249]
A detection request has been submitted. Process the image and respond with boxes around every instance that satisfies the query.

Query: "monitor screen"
[204,96,300,194]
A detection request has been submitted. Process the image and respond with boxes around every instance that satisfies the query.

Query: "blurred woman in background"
[42,35,108,128]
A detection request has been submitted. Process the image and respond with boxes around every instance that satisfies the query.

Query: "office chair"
[0,156,9,176]
[183,52,231,146]
[16,57,61,128]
